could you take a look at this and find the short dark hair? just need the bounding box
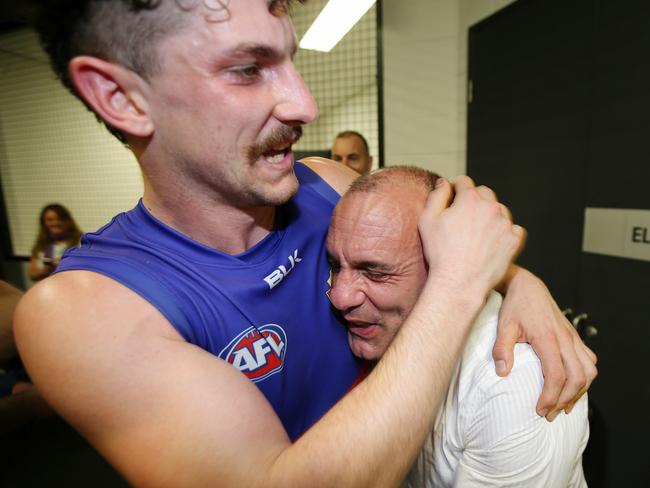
[32,0,185,141]
[345,165,440,198]
[335,130,371,156]
[31,0,305,142]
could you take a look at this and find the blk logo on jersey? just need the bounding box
[219,324,288,383]
[264,249,302,289]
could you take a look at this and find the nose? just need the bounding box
[329,270,365,313]
[273,63,319,125]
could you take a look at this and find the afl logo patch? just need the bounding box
[219,324,288,383]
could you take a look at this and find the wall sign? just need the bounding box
[582,208,650,262]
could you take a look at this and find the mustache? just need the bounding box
[246,125,303,161]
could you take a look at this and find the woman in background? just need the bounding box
[29,204,82,281]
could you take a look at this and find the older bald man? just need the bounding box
[326,166,590,487]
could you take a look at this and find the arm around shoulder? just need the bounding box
[13,175,530,487]
[13,267,497,487]
[492,265,597,418]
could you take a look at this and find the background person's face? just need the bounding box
[43,210,67,236]
[143,0,319,208]
[331,135,372,174]
[326,189,428,360]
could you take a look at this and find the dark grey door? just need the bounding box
[468,1,650,486]
[467,0,593,308]
[576,1,650,485]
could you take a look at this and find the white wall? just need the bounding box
[383,0,516,178]
[0,29,144,287]
[306,86,379,161]
[293,1,379,167]
[0,29,143,259]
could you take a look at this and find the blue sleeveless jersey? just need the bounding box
[56,163,364,440]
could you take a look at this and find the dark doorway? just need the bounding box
[468,0,650,486]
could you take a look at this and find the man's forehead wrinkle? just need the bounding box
[334,208,400,241]
[361,202,410,233]
[335,197,407,239]
[329,216,395,259]
[356,222,404,244]
[345,224,411,261]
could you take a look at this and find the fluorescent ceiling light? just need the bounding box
[299,0,376,52]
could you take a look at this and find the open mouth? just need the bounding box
[347,320,381,339]
[349,325,380,339]
[252,125,302,164]
[262,145,292,164]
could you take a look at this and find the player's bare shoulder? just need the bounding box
[15,270,183,367]
[14,270,90,336]
[299,157,359,195]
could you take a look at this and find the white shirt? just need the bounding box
[403,292,589,488]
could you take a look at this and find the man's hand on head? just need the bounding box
[421,176,598,421]
[418,176,525,298]
[492,267,598,421]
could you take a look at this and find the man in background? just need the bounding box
[331,130,374,174]
[327,166,590,487]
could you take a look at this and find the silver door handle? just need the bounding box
[572,313,588,328]
[572,312,598,338]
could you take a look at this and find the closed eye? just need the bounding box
[363,269,390,281]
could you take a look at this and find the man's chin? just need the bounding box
[264,176,299,206]
[251,172,299,207]
[348,335,382,362]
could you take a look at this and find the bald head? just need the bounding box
[333,166,441,260]
[326,166,440,360]
[343,165,439,201]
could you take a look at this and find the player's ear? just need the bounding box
[68,56,154,138]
